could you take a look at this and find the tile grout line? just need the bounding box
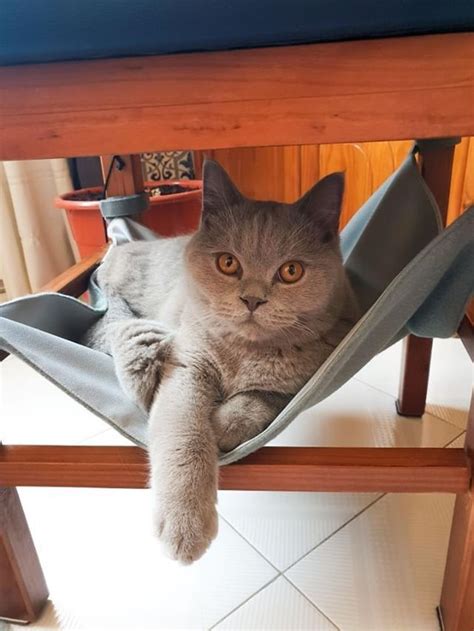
[217,513,282,573]
[215,514,342,630]
[425,404,470,430]
[280,428,463,577]
[76,427,113,445]
[215,515,342,629]
[443,430,466,448]
[208,574,281,630]
[210,513,285,626]
[284,572,345,631]
[282,493,386,575]
[281,494,393,630]
[218,495,386,630]
[353,376,469,430]
[209,572,341,631]
[279,575,341,631]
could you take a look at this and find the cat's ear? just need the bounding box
[295,172,344,240]
[202,160,243,222]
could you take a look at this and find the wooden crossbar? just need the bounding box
[0,445,470,493]
[41,247,106,296]
[1,33,473,160]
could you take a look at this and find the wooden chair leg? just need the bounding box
[0,487,48,623]
[396,336,433,417]
[439,391,474,631]
[397,141,456,417]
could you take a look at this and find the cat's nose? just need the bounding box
[240,295,268,312]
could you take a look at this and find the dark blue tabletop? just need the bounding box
[1,0,473,66]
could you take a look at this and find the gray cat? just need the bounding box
[86,161,358,564]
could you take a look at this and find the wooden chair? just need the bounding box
[0,33,473,630]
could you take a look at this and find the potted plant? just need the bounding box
[55,180,202,258]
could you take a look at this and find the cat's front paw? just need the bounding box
[108,319,173,411]
[213,398,265,452]
[155,501,218,565]
[214,417,251,452]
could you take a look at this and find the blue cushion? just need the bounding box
[1,0,473,65]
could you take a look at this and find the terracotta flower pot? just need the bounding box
[55,180,202,258]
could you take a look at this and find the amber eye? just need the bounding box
[216,253,241,276]
[278,261,304,284]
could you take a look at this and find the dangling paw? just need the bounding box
[154,499,218,565]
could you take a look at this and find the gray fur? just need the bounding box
[86,160,358,563]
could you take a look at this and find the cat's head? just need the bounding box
[185,160,348,344]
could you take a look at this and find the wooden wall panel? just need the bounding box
[313,141,412,228]
[299,145,320,194]
[194,146,301,203]
[447,137,474,224]
[462,139,474,211]
[194,138,472,228]
[447,138,469,224]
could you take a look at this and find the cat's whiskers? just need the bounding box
[290,320,319,340]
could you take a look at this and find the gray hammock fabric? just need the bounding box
[1,151,473,465]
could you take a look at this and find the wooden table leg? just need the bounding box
[439,320,474,631]
[439,488,474,631]
[396,141,456,417]
[0,487,48,623]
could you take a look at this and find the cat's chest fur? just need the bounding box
[227,348,317,395]
[187,333,329,398]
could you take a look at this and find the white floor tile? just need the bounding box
[6,601,63,630]
[446,433,466,449]
[355,338,472,430]
[1,356,108,444]
[270,379,461,448]
[219,491,379,571]
[286,493,455,631]
[353,340,402,397]
[12,487,276,631]
[215,576,337,630]
[425,339,472,430]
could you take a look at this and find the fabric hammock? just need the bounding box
[1,150,473,465]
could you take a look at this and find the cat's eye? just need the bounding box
[278,261,304,284]
[216,253,241,276]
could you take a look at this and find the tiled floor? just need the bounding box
[1,338,471,630]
